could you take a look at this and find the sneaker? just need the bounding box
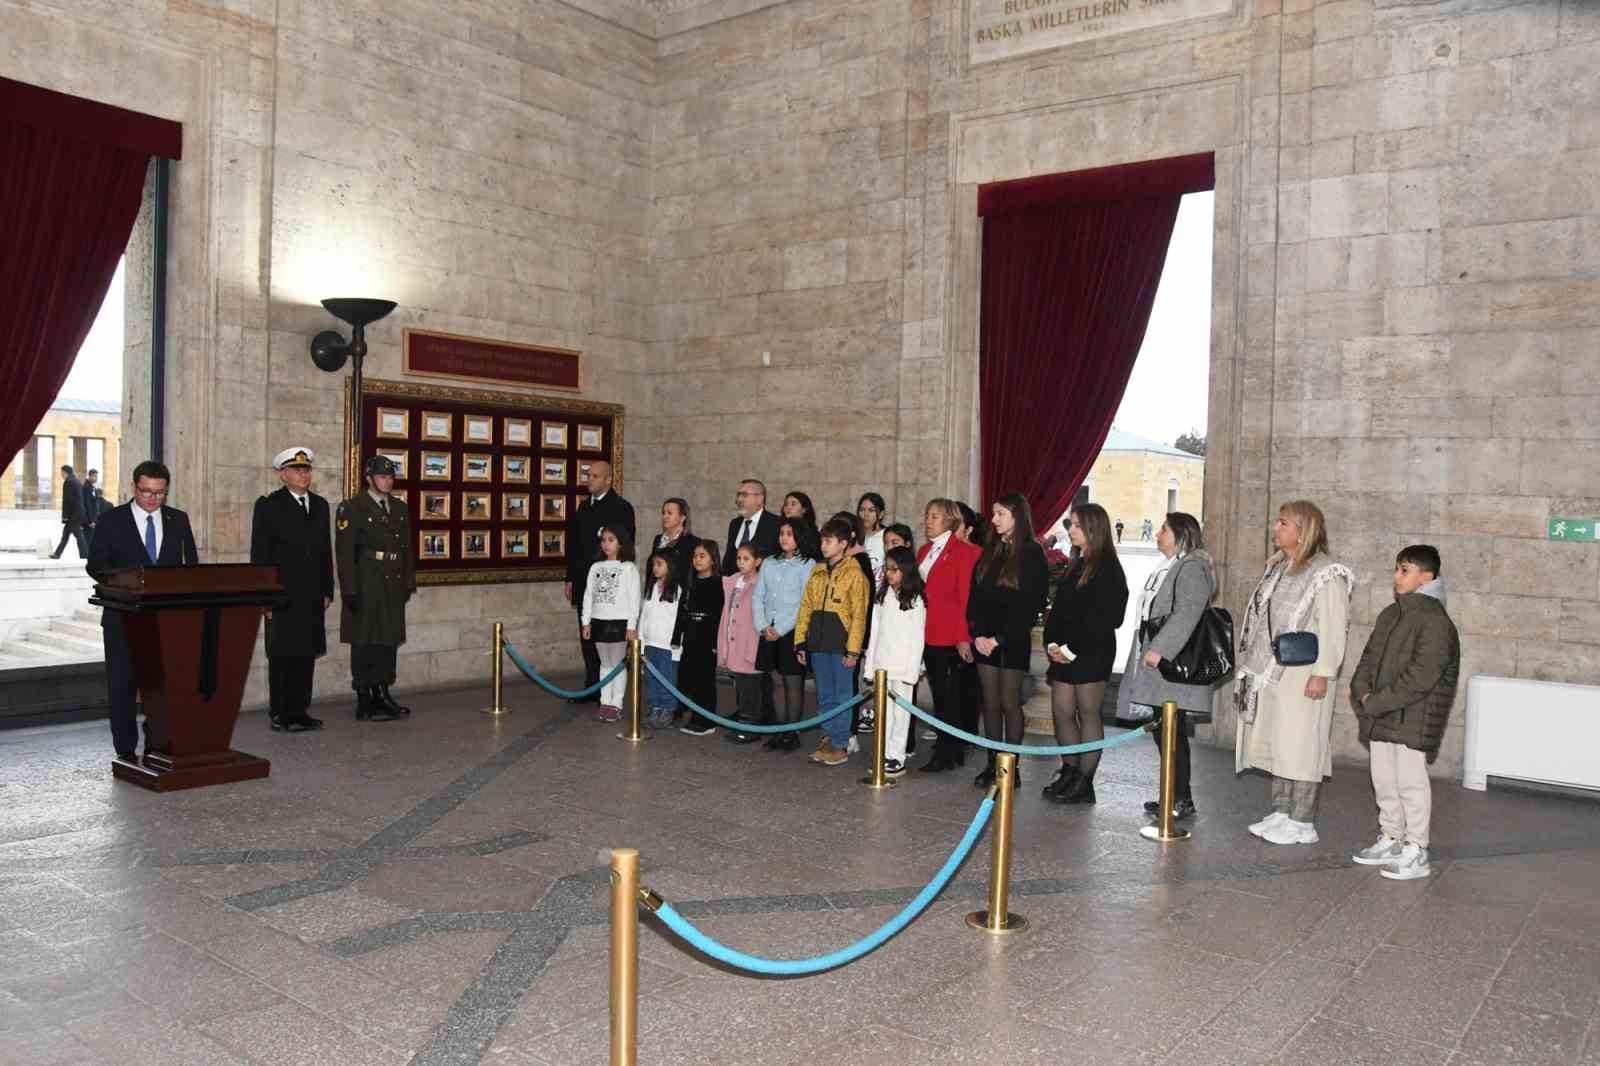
[1260,818,1319,846]
[1351,833,1405,866]
[920,728,938,741]
[679,723,716,736]
[815,744,849,767]
[597,706,621,723]
[1144,799,1196,820]
[809,737,834,763]
[884,759,906,778]
[1381,843,1431,880]
[856,712,875,734]
[1247,811,1288,838]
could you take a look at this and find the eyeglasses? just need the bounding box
[134,489,168,499]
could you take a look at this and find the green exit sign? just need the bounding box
[1548,517,1600,542]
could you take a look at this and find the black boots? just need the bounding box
[378,686,410,717]
[974,756,1021,789]
[355,686,399,721]
[1046,766,1096,805]
[1042,763,1080,800]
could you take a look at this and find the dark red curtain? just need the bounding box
[978,154,1213,529]
[0,77,182,475]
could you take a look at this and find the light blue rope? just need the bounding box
[642,658,866,733]
[503,641,627,700]
[892,693,1152,755]
[650,794,994,975]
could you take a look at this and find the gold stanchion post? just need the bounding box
[860,669,894,790]
[967,751,1027,934]
[481,622,508,717]
[617,638,648,742]
[609,848,640,1066]
[1140,701,1191,842]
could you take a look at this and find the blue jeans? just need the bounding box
[811,651,854,750]
[643,646,677,713]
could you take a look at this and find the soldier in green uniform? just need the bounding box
[336,455,416,721]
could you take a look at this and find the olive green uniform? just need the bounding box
[336,490,415,687]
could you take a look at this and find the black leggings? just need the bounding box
[977,664,1026,747]
[1150,708,1192,801]
[770,671,806,725]
[1050,680,1107,776]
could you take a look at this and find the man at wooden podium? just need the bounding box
[250,446,333,733]
[85,460,200,760]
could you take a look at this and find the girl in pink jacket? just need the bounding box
[718,543,764,736]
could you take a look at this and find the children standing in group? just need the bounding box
[718,543,765,737]
[676,541,724,736]
[795,517,872,767]
[753,518,819,752]
[637,550,683,729]
[581,527,640,723]
[863,545,926,777]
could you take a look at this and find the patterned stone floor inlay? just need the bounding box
[2,678,1599,1066]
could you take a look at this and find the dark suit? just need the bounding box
[720,510,781,575]
[251,488,334,724]
[86,502,200,757]
[565,491,636,691]
[52,475,88,559]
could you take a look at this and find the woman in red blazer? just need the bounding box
[916,498,983,772]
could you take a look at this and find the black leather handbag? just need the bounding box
[1266,597,1318,667]
[1140,606,1235,686]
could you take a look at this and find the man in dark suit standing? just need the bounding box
[81,468,105,546]
[50,464,89,559]
[721,478,780,574]
[85,459,200,761]
[564,460,634,703]
[250,446,334,732]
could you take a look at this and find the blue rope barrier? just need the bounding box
[642,658,866,734]
[892,693,1151,756]
[503,641,627,700]
[649,793,995,975]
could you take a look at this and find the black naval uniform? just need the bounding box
[336,490,415,719]
[250,486,334,730]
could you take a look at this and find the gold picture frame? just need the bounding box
[502,529,531,559]
[420,410,453,442]
[462,491,492,520]
[504,418,533,447]
[503,455,532,484]
[419,451,451,481]
[391,489,409,507]
[576,460,594,485]
[542,420,569,449]
[502,493,530,521]
[540,458,567,486]
[464,414,494,445]
[462,453,493,482]
[539,530,566,558]
[577,423,605,453]
[540,493,567,522]
[420,491,451,521]
[376,406,410,440]
[462,529,491,559]
[420,530,451,560]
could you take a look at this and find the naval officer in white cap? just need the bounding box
[249,447,334,731]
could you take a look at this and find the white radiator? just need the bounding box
[1462,675,1600,793]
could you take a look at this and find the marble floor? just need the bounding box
[3,678,1599,1066]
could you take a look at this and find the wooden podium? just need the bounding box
[91,564,285,791]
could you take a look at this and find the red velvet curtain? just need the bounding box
[0,77,182,475]
[978,154,1213,530]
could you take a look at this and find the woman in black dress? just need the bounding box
[966,492,1049,788]
[675,540,726,735]
[1042,503,1128,804]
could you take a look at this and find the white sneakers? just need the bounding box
[1351,833,1404,866]
[1247,811,1288,838]
[1380,842,1431,880]
[1260,818,1320,845]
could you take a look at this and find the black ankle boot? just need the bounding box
[379,685,410,716]
[1042,763,1078,797]
[354,687,373,720]
[973,755,997,789]
[365,687,400,722]
[1049,771,1096,805]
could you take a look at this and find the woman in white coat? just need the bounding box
[1234,500,1355,846]
[863,545,926,778]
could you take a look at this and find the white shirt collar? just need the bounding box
[929,530,952,552]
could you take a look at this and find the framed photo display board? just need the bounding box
[345,377,623,586]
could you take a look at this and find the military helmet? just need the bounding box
[364,454,397,477]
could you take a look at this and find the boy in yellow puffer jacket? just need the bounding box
[795,516,872,766]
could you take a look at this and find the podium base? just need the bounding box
[113,750,271,792]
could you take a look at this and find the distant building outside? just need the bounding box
[1,399,123,511]
[1047,427,1204,539]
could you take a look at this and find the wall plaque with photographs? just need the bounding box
[346,377,623,586]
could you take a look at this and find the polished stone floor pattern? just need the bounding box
[3,679,1599,1066]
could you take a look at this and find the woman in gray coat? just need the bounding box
[1115,512,1217,820]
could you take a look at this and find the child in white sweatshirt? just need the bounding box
[637,550,683,729]
[581,527,640,722]
[862,545,927,777]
